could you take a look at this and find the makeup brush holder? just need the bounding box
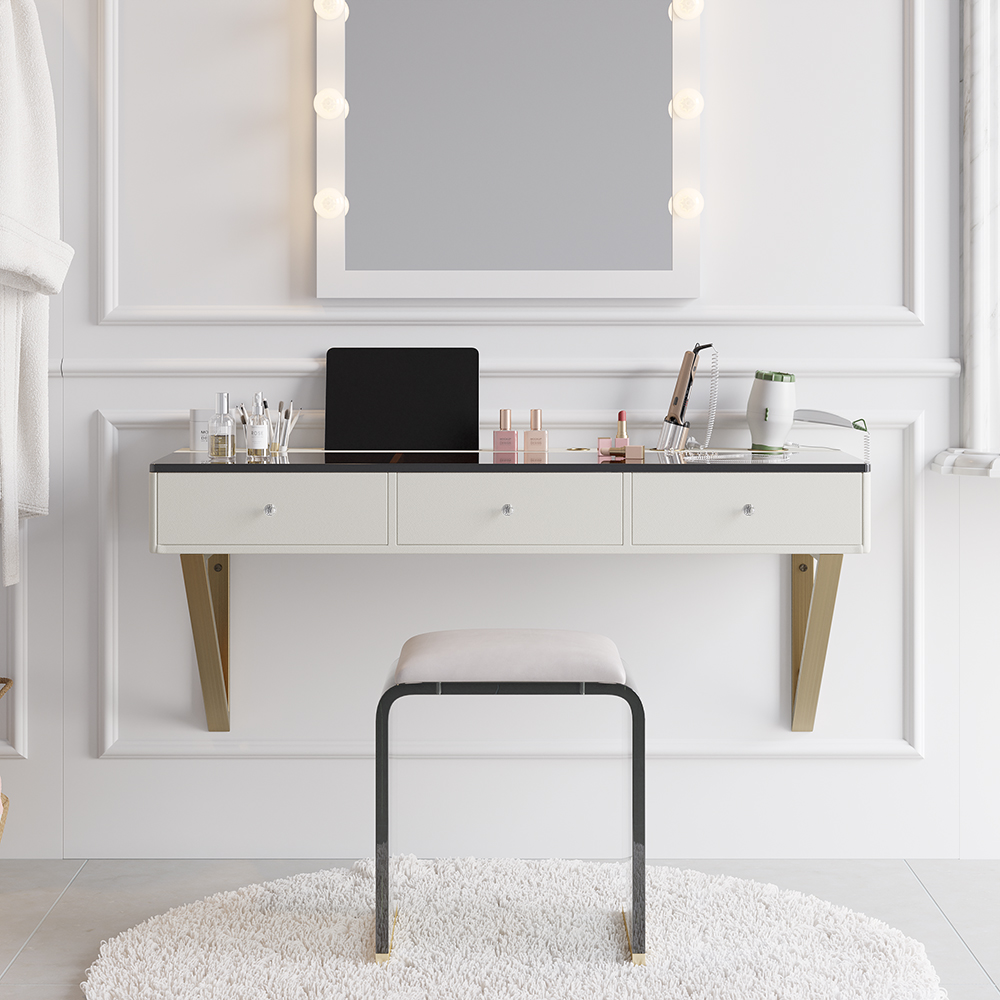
[746,371,796,451]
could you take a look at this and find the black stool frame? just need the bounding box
[375,681,645,961]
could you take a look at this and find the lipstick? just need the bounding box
[615,410,629,448]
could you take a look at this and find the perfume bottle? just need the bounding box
[208,392,235,460]
[524,409,548,452]
[493,409,518,452]
[245,392,270,461]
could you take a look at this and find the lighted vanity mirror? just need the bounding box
[315,0,700,298]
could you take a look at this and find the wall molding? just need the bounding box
[58,357,962,380]
[97,306,925,328]
[96,411,124,756]
[902,411,926,755]
[97,409,926,760]
[960,0,996,448]
[0,524,28,759]
[904,0,926,323]
[102,738,922,760]
[96,0,926,328]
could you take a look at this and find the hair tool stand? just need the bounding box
[655,419,690,452]
[652,343,720,454]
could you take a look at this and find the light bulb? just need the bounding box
[669,188,704,219]
[314,188,349,219]
[669,0,704,20]
[314,88,347,119]
[669,88,704,120]
[314,0,348,20]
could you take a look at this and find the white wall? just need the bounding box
[4,0,996,860]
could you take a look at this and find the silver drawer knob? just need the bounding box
[501,503,514,516]
[264,503,277,516]
[742,503,755,517]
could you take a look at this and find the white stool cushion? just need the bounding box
[394,629,626,685]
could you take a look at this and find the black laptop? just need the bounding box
[324,347,479,452]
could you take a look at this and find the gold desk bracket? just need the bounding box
[791,553,843,732]
[179,554,230,732]
[177,551,844,736]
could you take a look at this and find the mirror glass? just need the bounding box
[344,0,673,272]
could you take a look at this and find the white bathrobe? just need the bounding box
[0,0,74,585]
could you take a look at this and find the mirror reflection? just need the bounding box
[344,0,673,272]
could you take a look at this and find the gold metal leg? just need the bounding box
[207,555,230,703]
[375,907,398,964]
[791,556,814,702]
[180,554,230,732]
[790,554,843,732]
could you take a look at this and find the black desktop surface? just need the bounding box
[150,450,870,473]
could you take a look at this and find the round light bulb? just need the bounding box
[669,88,704,120]
[314,88,346,119]
[669,0,704,20]
[314,188,349,219]
[314,0,348,20]
[669,188,704,219]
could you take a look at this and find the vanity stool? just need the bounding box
[375,628,646,965]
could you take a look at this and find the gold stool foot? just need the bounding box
[374,906,399,964]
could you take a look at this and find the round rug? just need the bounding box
[83,856,945,999]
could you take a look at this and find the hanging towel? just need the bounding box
[0,0,74,585]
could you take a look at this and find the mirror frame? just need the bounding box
[315,5,700,299]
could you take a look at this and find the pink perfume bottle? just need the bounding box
[493,409,518,452]
[524,409,548,452]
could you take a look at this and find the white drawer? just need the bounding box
[155,473,388,547]
[397,473,623,545]
[631,472,863,547]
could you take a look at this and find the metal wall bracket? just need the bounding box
[179,554,230,732]
[791,553,843,732]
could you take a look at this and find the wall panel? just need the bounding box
[10,0,982,860]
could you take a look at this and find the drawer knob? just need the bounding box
[501,503,514,517]
[742,503,755,517]
[264,503,277,517]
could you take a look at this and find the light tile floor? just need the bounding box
[0,859,996,999]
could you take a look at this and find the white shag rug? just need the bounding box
[83,856,946,1000]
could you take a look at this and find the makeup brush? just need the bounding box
[272,401,284,448]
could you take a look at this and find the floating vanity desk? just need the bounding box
[149,449,870,735]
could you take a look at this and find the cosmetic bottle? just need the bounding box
[245,392,270,461]
[524,409,548,452]
[189,409,212,451]
[208,392,235,460]
[493,409,518,452]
